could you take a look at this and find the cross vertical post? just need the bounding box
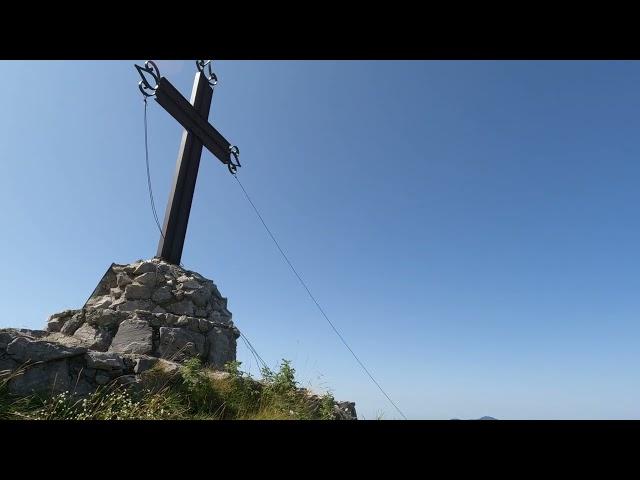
[156,72,213,265]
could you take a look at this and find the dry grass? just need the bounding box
[0,358,339,421]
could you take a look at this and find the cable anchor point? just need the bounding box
[135,60,161,98]
[228,145,241,174]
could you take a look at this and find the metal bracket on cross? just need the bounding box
[135,60,160,97]
[228,145,241,174]
[196,60,218,87]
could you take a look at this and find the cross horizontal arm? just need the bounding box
[155,76,232,165]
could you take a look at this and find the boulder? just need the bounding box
[335,401,358,420]
[6,336,86,363]
[124,283,152,300]
[178,279,202,290]
[8,359,71,395]
[0,330,19,349]
[114,299,154,312]
[43,332,89,349]
[206,327,237,369]
[95,371,112,385]
[0,356,18,373]
[73,323,112,351]
[209,310,232,326]
[133,261,157,275]
[116,272,133,288]
[175,315,200,332]
[60,312,85,335]
[135,271,158,287]
[183,288,209,307]
[158,327,205,361]
[85,308,124,328]
[109,319,153,355]
[133,356,158,374]
[86,295,113,310]
[151,286,173,304]
[47,309,81,332]
[166,299,195,316]
[85,351,125,371]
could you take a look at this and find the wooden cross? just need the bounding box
[135,60,240,266]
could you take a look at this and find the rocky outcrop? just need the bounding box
[0,326,184,396]
[0,257,357,419]
[0,258,239,396]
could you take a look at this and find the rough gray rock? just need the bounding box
[206,327,237,369]
[85,351,125,371]
[335,401,358,420]
[178,278,201,290]
[95,371,111,385]
[132,261,156,275]
[183,288,209,307]
[0,356,18,373]
[84,308,124,328]
[116,272,133,288]
[6,336,86,363]
[124,283,152,300]
[209,311,232,326]
[7,359,71,396]
[47,310,81,332]
[109,319,153,355]
[133,356,158,374]
[43,332,89,349]
[115,374,141,388]
[151,286,173,304]
[60,312,85,335]
[166,299,195,316]
[158,327,206,361]
[175,315,200,332]
[135,272,158,287]
[86,295,113,310]
[198,318,214,333]
[114,299,154,312]
[73,323,112,351]
[0,331,18,350]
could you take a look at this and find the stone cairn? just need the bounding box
[0,258,239,397]
[0,258,357,419]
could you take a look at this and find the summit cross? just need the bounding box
[134,60,240,266]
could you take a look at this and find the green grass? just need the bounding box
[0,359,342,420]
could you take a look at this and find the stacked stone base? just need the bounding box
[0,258,357,419]
[1,258,239,396]
[0,327,183,396]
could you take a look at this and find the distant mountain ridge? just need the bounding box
[450,416,498,420]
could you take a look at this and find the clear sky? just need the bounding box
[0,60,638,419]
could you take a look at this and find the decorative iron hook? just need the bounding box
[135,60,161,97]
[228,145,241,174]
[196,60,218,87]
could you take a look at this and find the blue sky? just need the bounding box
[1,60,639,419]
